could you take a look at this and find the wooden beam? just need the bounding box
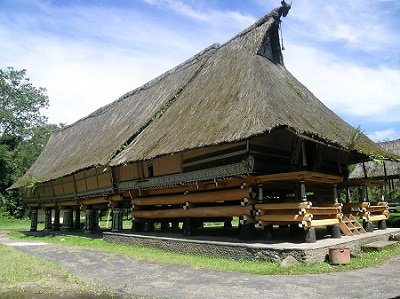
[58,200,79,207]
[255,202,312,210]
[138,177,256,197]
[256,214,313,222]
[366,206,388,213]
[132,205,253,219]
[80,197,108,205]
[258,220,304,228]
[368,215,388,222]
[255,171,342,184]
[256,209,306,216]
[306,218,340,227]
[133,188,251,206]
[306,208,341,215]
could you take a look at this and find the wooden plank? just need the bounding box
[258,221,304,227]
[80,197,108,205]
[255,202,311,210]
[366,206,388,213]
[306,208,341,215]
[306,218,340,227]
[256,214,313,222]
[139,177,255,197]
[58,200,79,207]
[132,205,253,219]
[368,215,387,222]
[256,209,306,216]
[255,171,342,184]
[134,188,251,206]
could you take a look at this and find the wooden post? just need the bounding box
[333,184,338,204]
[331,224,341,238]
[85,207,96,234]
[305,227,316,243]
[30,208,38,232]
[183,218,196,236]
[62,208,73,230]
[346,187,350,204]
[263,225,273,240]
[363,220,374,233]
[300,180,307,202]
[133,219,145,232]
[362,185,368,202]
[258,183,263,202]
[74,208,81,230]
[44,208,52,230]
[53,206,60,231]
[378,220,387,230]
[111,207,123,232]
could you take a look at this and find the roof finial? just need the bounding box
[269,1,292,21]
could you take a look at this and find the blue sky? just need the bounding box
[1,0,399,142]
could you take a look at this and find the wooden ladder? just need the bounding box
[339,214,366,236]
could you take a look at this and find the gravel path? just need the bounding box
[1,233,399,299]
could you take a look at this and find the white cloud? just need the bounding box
[142,0,255,29]
[368,128,397,142]
[284,44,400,122]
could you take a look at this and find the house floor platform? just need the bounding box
[102,227,400,263]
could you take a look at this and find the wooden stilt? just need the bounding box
[53,206,60,231]
[30,208,38,232]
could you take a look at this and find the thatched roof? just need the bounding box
[10,45,218,188]
[349,139,400,179]
[10,6,397,189]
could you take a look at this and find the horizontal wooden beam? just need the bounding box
[368,215,387,222]
[306,208,341,215]
[255,171,342,184]
[80,197,108,206]
[367,206,388,213]
[133,188,251,206]
[58,200,79,207]
[255,202,312,210]
[305,218,340,227]
[256,208,306,216]
[138,177,253,197]
[256,214,313,222]
[132,205,253,219]
[258,221,304,228]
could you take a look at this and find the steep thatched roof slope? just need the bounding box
[11,6,397,190]
[349,139,400,179]
[11,45,218,188]
[110,16,392,166]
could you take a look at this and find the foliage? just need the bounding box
[0,67,60,218]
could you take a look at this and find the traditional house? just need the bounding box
[9,2,397,242]
[349,139,400,197]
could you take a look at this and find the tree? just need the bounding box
[0,67,55,218]
[0,67,49,137]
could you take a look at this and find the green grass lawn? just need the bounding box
[0,244,122,298]
[6,230,400,276]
